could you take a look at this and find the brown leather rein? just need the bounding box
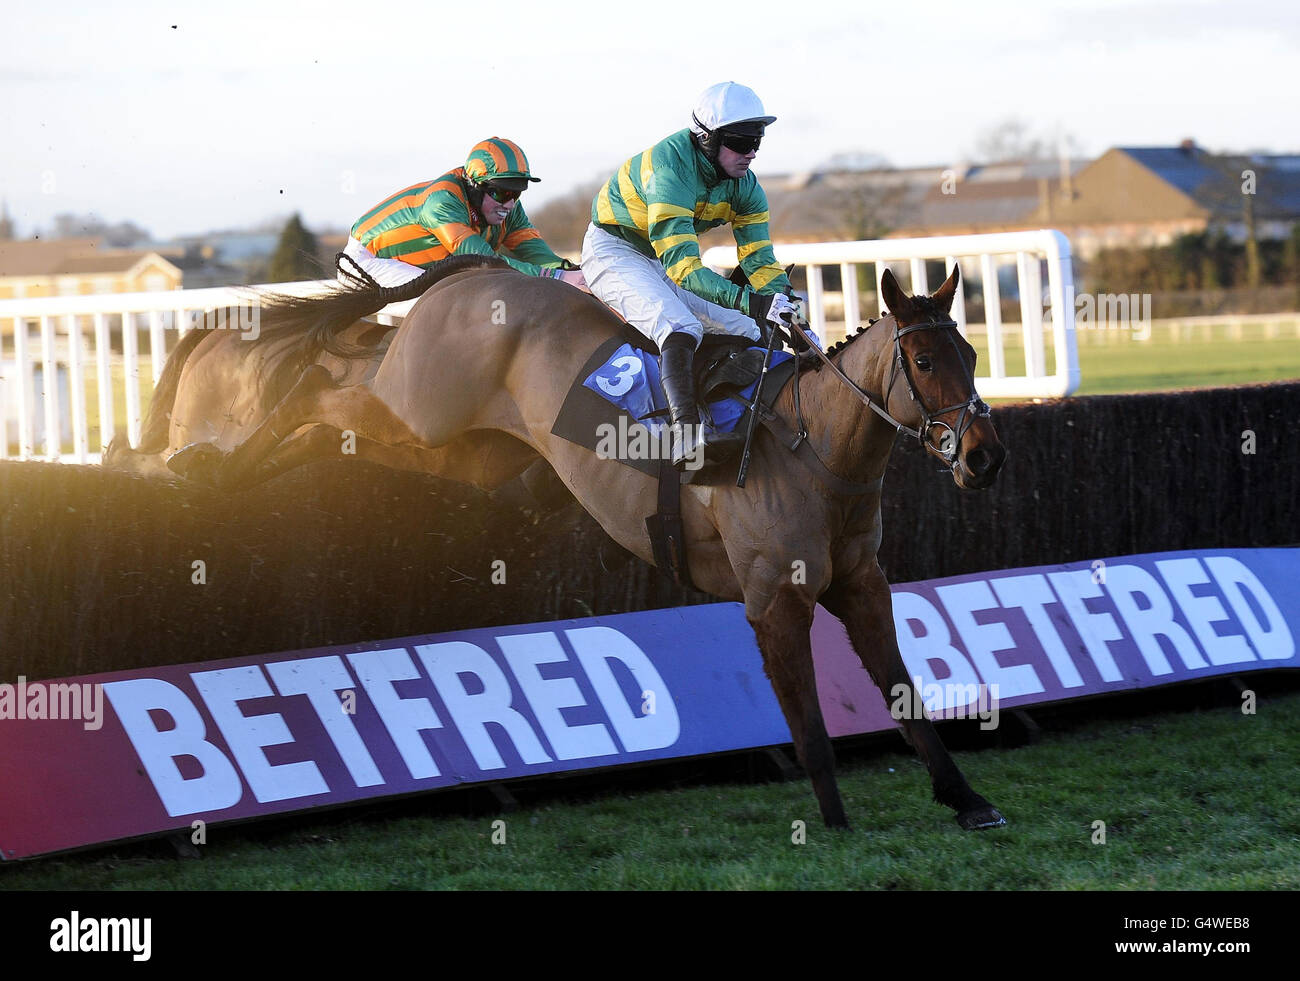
[784,313,990,472]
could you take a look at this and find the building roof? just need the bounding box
[917,179,1045,229]
[0,238,179,278]
[1117,145,1300,220]
[1118,146,1226,198]
[759,145,1300,242]
[763,158,1090,238]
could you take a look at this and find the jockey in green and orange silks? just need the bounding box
[340,137,587,290]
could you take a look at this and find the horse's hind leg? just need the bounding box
[822,563,1005,830]
[215,365,423,489]
[242,423,348,484]
[751,584,849,830]
[260,425,543,492]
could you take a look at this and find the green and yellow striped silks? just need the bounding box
[591,128,791,311]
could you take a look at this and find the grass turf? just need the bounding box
[6,687,1297,890]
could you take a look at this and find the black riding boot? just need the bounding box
[659,332,743,472]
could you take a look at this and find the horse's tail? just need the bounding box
[245,253,510,404]
[103,324,212,471]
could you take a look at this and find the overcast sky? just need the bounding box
[1,0,1296,240]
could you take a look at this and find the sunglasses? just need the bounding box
[720,132,762,155]
[482,183,523,204]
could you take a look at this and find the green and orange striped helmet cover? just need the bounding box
[463,137,540,184]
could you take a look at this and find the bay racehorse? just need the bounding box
[108,254,1007,830]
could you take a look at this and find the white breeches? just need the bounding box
[580,223,759,348]
[338,236,427,288]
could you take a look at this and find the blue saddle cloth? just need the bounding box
[583,342,792,434]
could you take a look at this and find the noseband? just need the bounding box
[788,314,990,470]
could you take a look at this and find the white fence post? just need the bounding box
[149,310,167,385]
[94,312,114,455]
[704,230,1080,399]
[122,310,141,449]
[840,261,860,339]
[40,315,59,461]
[804,264,826,345]
[13,315,34,457]
[909,257,928,296]
[66,314,87,461]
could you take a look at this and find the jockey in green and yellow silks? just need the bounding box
[582,82,807,471]
[340,137,586,290]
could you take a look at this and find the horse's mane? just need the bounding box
[245,253,510,407]
[824,292,946,358]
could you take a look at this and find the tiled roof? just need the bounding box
[1118,146,1300,219]
[0,238,172,277]
[1118,147,1226,197]
[763,159,1090,236]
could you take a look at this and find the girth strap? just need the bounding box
[644,458,695,589]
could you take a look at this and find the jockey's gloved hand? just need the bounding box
[747,290,798,329]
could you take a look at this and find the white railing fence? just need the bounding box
[0,280,419,464]
[2,230,1078,464]
[703,228,1080,401]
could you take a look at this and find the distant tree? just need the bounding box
[268,213,324,282]
[968,118,1082,163]
[821,150,892,172]
[49,212,150,245]
[838,179,904,243]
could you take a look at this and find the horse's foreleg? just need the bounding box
[751,584,849,830]
[822,564,1006,830]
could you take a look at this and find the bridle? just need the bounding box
[786,313,990,471]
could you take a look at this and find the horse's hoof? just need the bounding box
[957,806,1007,830]
[166,442,224,483]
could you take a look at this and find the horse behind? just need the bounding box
[114,254,1008,830]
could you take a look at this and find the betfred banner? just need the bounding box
[814,547,1299,737]
[0,605,789,860]
[1,547,1296,859]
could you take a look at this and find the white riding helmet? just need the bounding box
[689,81,777,138]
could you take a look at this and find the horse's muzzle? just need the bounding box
[954,442,1006,489]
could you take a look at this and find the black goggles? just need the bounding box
[482,183,523,203]
[719,131,762,155]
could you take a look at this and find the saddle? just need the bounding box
[613,324,795,422]
[550,325,820,591]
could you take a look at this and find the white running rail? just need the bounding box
[1,229,1079,464]
[703,228,1080,401]
[0,281,418,464]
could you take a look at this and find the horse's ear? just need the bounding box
[880,268,910,318]
[931,264,960,314]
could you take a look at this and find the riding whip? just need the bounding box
[736,322,781,488]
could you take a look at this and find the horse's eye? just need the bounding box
[914,356,933,372]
